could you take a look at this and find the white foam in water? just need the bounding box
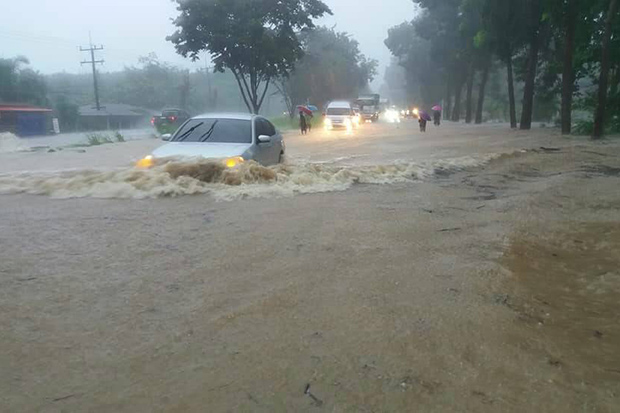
[0,153,506,201]
[0,133,28,154]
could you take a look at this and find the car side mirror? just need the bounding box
[258,135,271,143]
[162,133,172,141]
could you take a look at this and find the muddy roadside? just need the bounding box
[0,139,619,412]
[449,141,620,411]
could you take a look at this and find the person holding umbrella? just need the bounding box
[297,105,313,135]
[299,110,308,134]
[432,105,442,126]
[418,109,432,132]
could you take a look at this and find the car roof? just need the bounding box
[327,101,352,108]
[192,112,256,121]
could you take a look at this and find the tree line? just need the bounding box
[0,55,250,132]
[385,0,620,138]
[167,0,377,116]
[1,0,377,131]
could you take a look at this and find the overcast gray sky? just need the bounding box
[0,0,416,85]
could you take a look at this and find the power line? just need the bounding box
[80,37,104,111]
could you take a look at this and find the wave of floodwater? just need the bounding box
[0,133,28,154]
[0,153,514,201]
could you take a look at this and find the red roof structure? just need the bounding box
[0,104,52,113]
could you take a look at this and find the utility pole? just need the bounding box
[80,37,104,111]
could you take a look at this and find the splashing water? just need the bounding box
[0,133,28,154]
[0,153,508,201]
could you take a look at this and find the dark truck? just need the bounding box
[151,108,190,134]
[354,94,381,123]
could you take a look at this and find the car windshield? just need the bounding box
[327,107,352,116]
[172,119,251,143]
[162,111,181,117]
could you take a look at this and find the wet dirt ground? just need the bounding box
[0,123,619,412]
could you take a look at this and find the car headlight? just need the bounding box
[224,156,244,168]
[413,108,419,116]
[136,155,154,169]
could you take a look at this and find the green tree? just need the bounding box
[385,21,445,109]
[53,95,79,132]
[168,0,332,114]
[284,27,377,110]
[0,56,48,106]
[480,0,528,128]
[112,54,184,110]
[412,1,467,119]
[593,0,619,138]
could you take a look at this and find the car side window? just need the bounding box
[254,118,265,139]
[255,118,275,138]
[264,120,276,136]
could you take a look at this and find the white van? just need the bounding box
[324,101,359,131]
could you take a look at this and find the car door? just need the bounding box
[263,119,282,164]
[253,117,279,165]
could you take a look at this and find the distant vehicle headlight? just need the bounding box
[413,108,419,116]
[224,156,245,168]
[136,155,154,169]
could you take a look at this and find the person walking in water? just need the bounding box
[299,111,308,135]
[432,105,442,126]
[419,116,427,132]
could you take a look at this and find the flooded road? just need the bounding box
[1,122,619,412]
[1,122,565,200]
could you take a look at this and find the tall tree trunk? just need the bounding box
[593,0,619,139]
[475,59,491,124]
[561,0,578,135]
[506,53,517,128]
[520,0,544,130]
[610,65,620,97]
[445,78,453,121]
[465,63,475,124]
[451,80,464,122]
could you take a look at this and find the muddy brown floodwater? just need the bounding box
[0,123,619,412]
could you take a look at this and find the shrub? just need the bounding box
[114,131,125,143]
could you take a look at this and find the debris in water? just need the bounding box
[52,394,76,402]
[439,227,462,232]
[493,294,510,306]
[303,384,323,407]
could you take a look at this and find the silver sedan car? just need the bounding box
[138,113,285,168]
